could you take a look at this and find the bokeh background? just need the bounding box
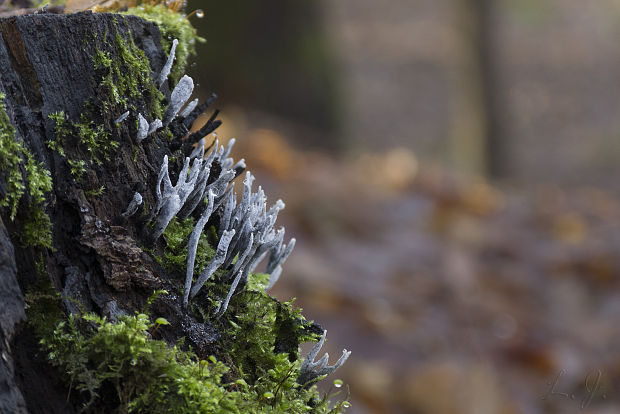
[187,1,620,413]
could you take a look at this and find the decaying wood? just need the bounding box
[0,12,192,413]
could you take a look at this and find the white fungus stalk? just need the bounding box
[121,192,142,218]
[298,330,351,386]
[151,155,202,240]
[136,113,149,142]
[190,229,237,299]
[180,98,199,118]
[148,119,162,135]
[183,190,216,308]
[163,75,194,125]
[158,38,178,88]
[115,111,129,124]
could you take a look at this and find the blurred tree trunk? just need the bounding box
[450,0,506,178]
[188,0,343,152]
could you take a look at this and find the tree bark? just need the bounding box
[0,11,213,413]
[0,9,332,412]
[0,215,27,413]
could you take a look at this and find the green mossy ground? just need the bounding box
[42,309,349,413]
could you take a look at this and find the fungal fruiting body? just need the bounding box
[298,330,351,386]
[138,36,350,380]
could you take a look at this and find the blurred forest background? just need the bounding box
[186,1,620,413]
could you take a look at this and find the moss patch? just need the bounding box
[184,272,352,411]
[0,93,53,247]
[85,185,105,197]
[93,25,165,118]
[48,111,118,181]
[43,312,233,412]
[19,206,53,249]
[124,4,205,82]
[221,284,318,383]
[0,130,26,221]
[43,311,349,413]
[155,216,216,276]
[1,93,51,219]
[25,264,64,340]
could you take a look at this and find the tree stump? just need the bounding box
[0,11,174,413]
[0,9,348,413]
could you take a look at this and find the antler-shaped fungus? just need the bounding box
[297,330,351,386]
[151,154,202,240]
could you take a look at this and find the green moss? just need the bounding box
[246,272,271,292]
[0,93,27,219]
[155,216,216,276]
[0,93,53,247]
[161,127,174,141]
[25,266,64,340]
[19,206,53,249]
[124,4,205,82]
[75,113,117,165]
[222,287,317,382]
[25,153,53,205]
[48,111,118,179]
[47,111,68,157]
[42,312,236,412]
[93,49,112,69]
[67,159,86,180]
[85,185,105,197]
[43,311,348,413]
[0,149,25,220]
[186,272,352,411]
[93,25,165,119]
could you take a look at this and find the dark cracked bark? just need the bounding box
[0,11,221,413]
[0,216,27,414]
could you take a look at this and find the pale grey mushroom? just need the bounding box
[190,229,237,300]
[148,119,162,135]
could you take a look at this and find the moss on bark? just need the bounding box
[0,93,53,247]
